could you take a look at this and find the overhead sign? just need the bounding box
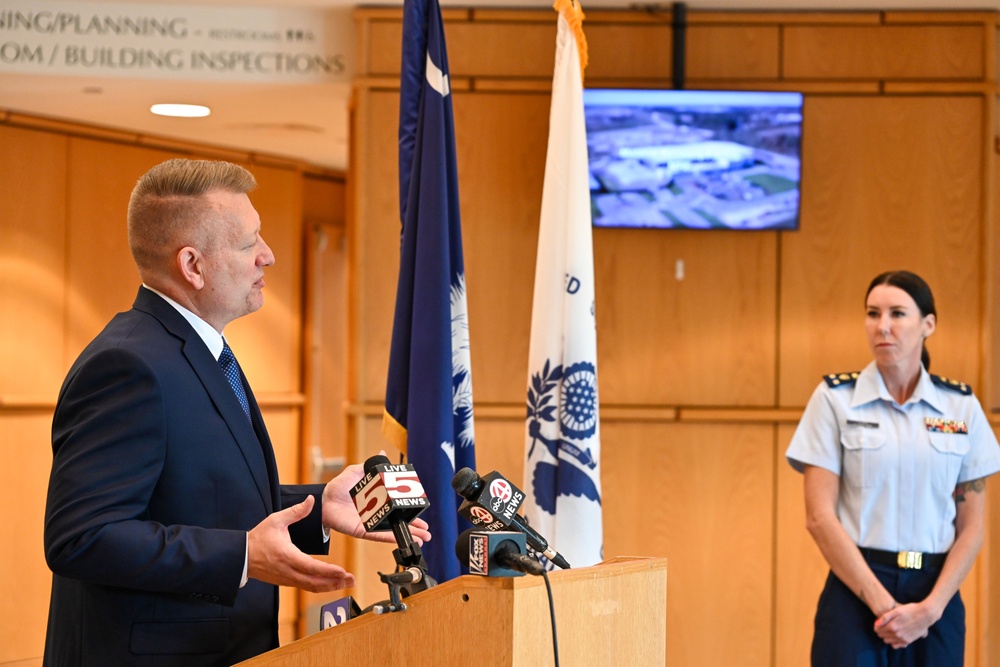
[0,0,351,82]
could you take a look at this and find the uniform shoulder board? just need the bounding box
[823,372,860,388]
[931,374,972,395]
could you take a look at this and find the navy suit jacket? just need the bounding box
[43,287,327,666]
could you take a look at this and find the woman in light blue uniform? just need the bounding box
[787,270,1000,666]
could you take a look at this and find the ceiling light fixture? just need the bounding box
[150,103,211,118]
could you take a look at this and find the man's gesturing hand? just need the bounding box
[247,495,356,592]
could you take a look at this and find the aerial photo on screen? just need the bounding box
[584,89,804,230]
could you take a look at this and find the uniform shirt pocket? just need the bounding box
[841,428,887,488]
[927,431,971,490]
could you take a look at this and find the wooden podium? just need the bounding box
[236,556,667,666]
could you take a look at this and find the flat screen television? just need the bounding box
[583,89,804,230]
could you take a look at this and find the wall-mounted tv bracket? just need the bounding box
[673,2,686,90]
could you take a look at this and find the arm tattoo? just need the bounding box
[954,477,986,504]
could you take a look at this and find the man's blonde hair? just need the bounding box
[127,159,257,272]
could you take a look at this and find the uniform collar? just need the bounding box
[852,361,944,413]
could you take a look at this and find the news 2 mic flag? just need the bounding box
[523,0,603,569]
[383,0,476,584]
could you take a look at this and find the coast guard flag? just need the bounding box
[383,0,476,584]
[523,0,603,569]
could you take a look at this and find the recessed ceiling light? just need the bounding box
[150,103,211,118]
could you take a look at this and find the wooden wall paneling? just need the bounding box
[362,11,780,84]
[601,421,774,667]
[302,178,349,477]
[299,176,351,636]
[783,25,985,80]
[882,11,999,24]
[774,423,831,667]
[584,24,673,81]
[365,17,558,79]
[0,126,67,400]
[352,85,779,409]
[986,109,1000,412]
[594,228,778,407]
[363,19,403,76]
[779,96,984,406]
[448,21,557,79]
[353,89,402,404]
[452,92,549,404]
[979,32,999,411]
[356,18,558,404]
[0,414,55,663]
[688,11,880,26]
[261,407,305,645]
[64,139,175,362]
[350,10,1000,667]
[685,26,781,81]
[471,416,530,491]
[226,164,304,394]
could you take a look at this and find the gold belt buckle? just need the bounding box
[897,551,923,569]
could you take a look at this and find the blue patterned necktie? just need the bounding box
[219,340,252,422]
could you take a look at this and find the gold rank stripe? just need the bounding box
[824,371,860,387]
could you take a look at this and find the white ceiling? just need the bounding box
[2,0,998,171]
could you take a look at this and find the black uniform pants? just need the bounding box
[811,558,964,667]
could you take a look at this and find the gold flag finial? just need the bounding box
[554,0,588,81]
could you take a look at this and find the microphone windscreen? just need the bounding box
[454,528,475,566]
[363,454,392,473]
[451,467,480,498]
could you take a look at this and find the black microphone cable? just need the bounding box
[455,529,560,666]
[541,568,560,667]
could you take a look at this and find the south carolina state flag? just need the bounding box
[383,0,476,584]
[523,0,603,569]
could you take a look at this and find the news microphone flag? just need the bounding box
[523,0,603,569]
[382,0,476,584]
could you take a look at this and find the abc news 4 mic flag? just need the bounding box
[523,0,603,569]
[456,471,527,531]
[382,0,477,584]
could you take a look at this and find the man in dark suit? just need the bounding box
[42,158,429,666]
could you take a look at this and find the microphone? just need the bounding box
[455,529,546,577]
[451,467,571,570]
[351,454,436,590]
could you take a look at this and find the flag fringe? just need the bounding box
[553,0,588,79]
[382,409,409,455]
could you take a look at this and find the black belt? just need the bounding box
[861,547,947,570]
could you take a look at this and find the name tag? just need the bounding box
[846,419,880,429]
[925,417,967,434]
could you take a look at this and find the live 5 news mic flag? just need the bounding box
[523,0,603,569]
[382,0,477,584]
